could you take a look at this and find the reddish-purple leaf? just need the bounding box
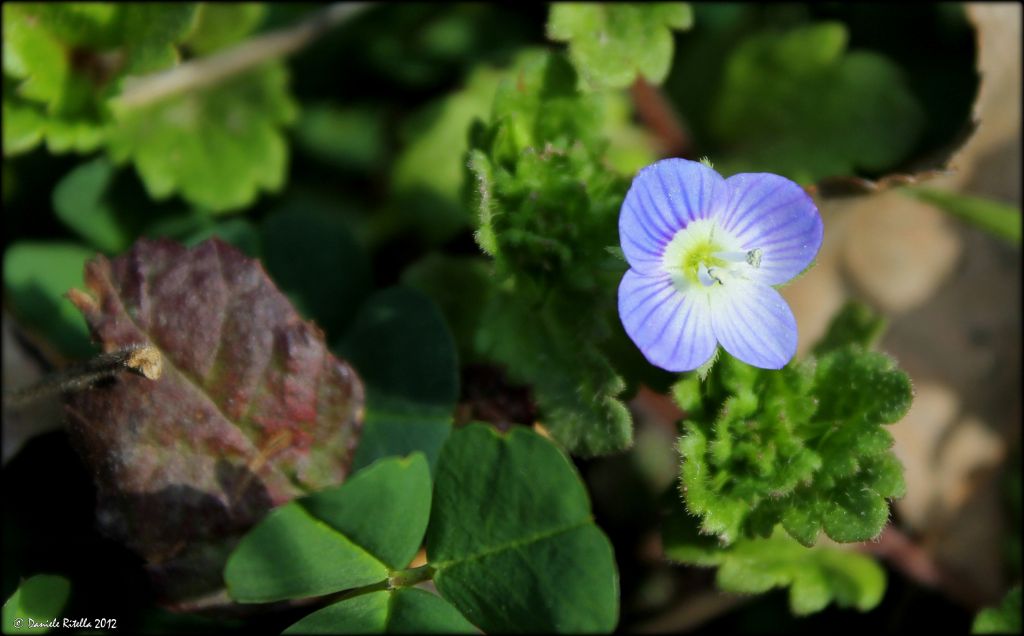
[64,238,364,608]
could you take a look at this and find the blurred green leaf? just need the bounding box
[106,63,297,212]
[972,586,1022,634]
[295,103,386,174]
[261,200,370,337]
[226,454,430,602]
[711,22,925,182]
[3,242,96,359]
[339,288,459,473]
[547,3,693,90]
[52,157,130,253]
[118,4,200,75]
[401,254,493,364]
[812,300,888,357]
[903,187,1022,246]
[183,218,261,258]
[284,588,477,635]
[664,508,885,616]
[427,424,618,633]
[2,574,70,634]
[391,65,502,244]
[184,3,266,55]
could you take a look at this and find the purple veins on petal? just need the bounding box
[616,158,823,372]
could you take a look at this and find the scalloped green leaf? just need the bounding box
[226,454,431,602]
[426,424,618,633]
[340,288,459,473]
[106,62,297,212]
[284,588,477,635]
[2,574,71,634]
[711,21,925,183]
[663,509,885,616]
[972,586,1022,634]
[547,3,693,90]
[675,321,911,546]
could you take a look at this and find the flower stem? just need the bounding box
[388,564,436,589]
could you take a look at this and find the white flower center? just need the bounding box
[660,219,761,290]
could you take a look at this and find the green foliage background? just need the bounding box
[3,3,1008,635]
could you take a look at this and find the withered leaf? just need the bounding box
[64,237,364,607]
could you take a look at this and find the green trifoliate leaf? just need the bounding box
[547,3,693,90]
[711,22,925,183]
[972,586,1022,634]
[284,588,477,635]
[663,508,885,616]
[225,454,432,602]
[675,341,911,546]
[427,424,618,633]
[2,574,71,634]
[106,63,297,212]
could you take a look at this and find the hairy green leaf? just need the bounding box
[427,424,618,633]
[548,3,693,90]
[812,300,888,356]
[675,308,911,545]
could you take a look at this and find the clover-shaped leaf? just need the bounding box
[548,3,693,90]
[427,424,619,633]
[226,453,431,602]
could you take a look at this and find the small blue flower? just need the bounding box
[618,158,823,371]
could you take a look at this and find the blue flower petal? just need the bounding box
[618,269,717,372]
[709,277,797,369]
[716,173,823,285]
[620,159,729,274]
